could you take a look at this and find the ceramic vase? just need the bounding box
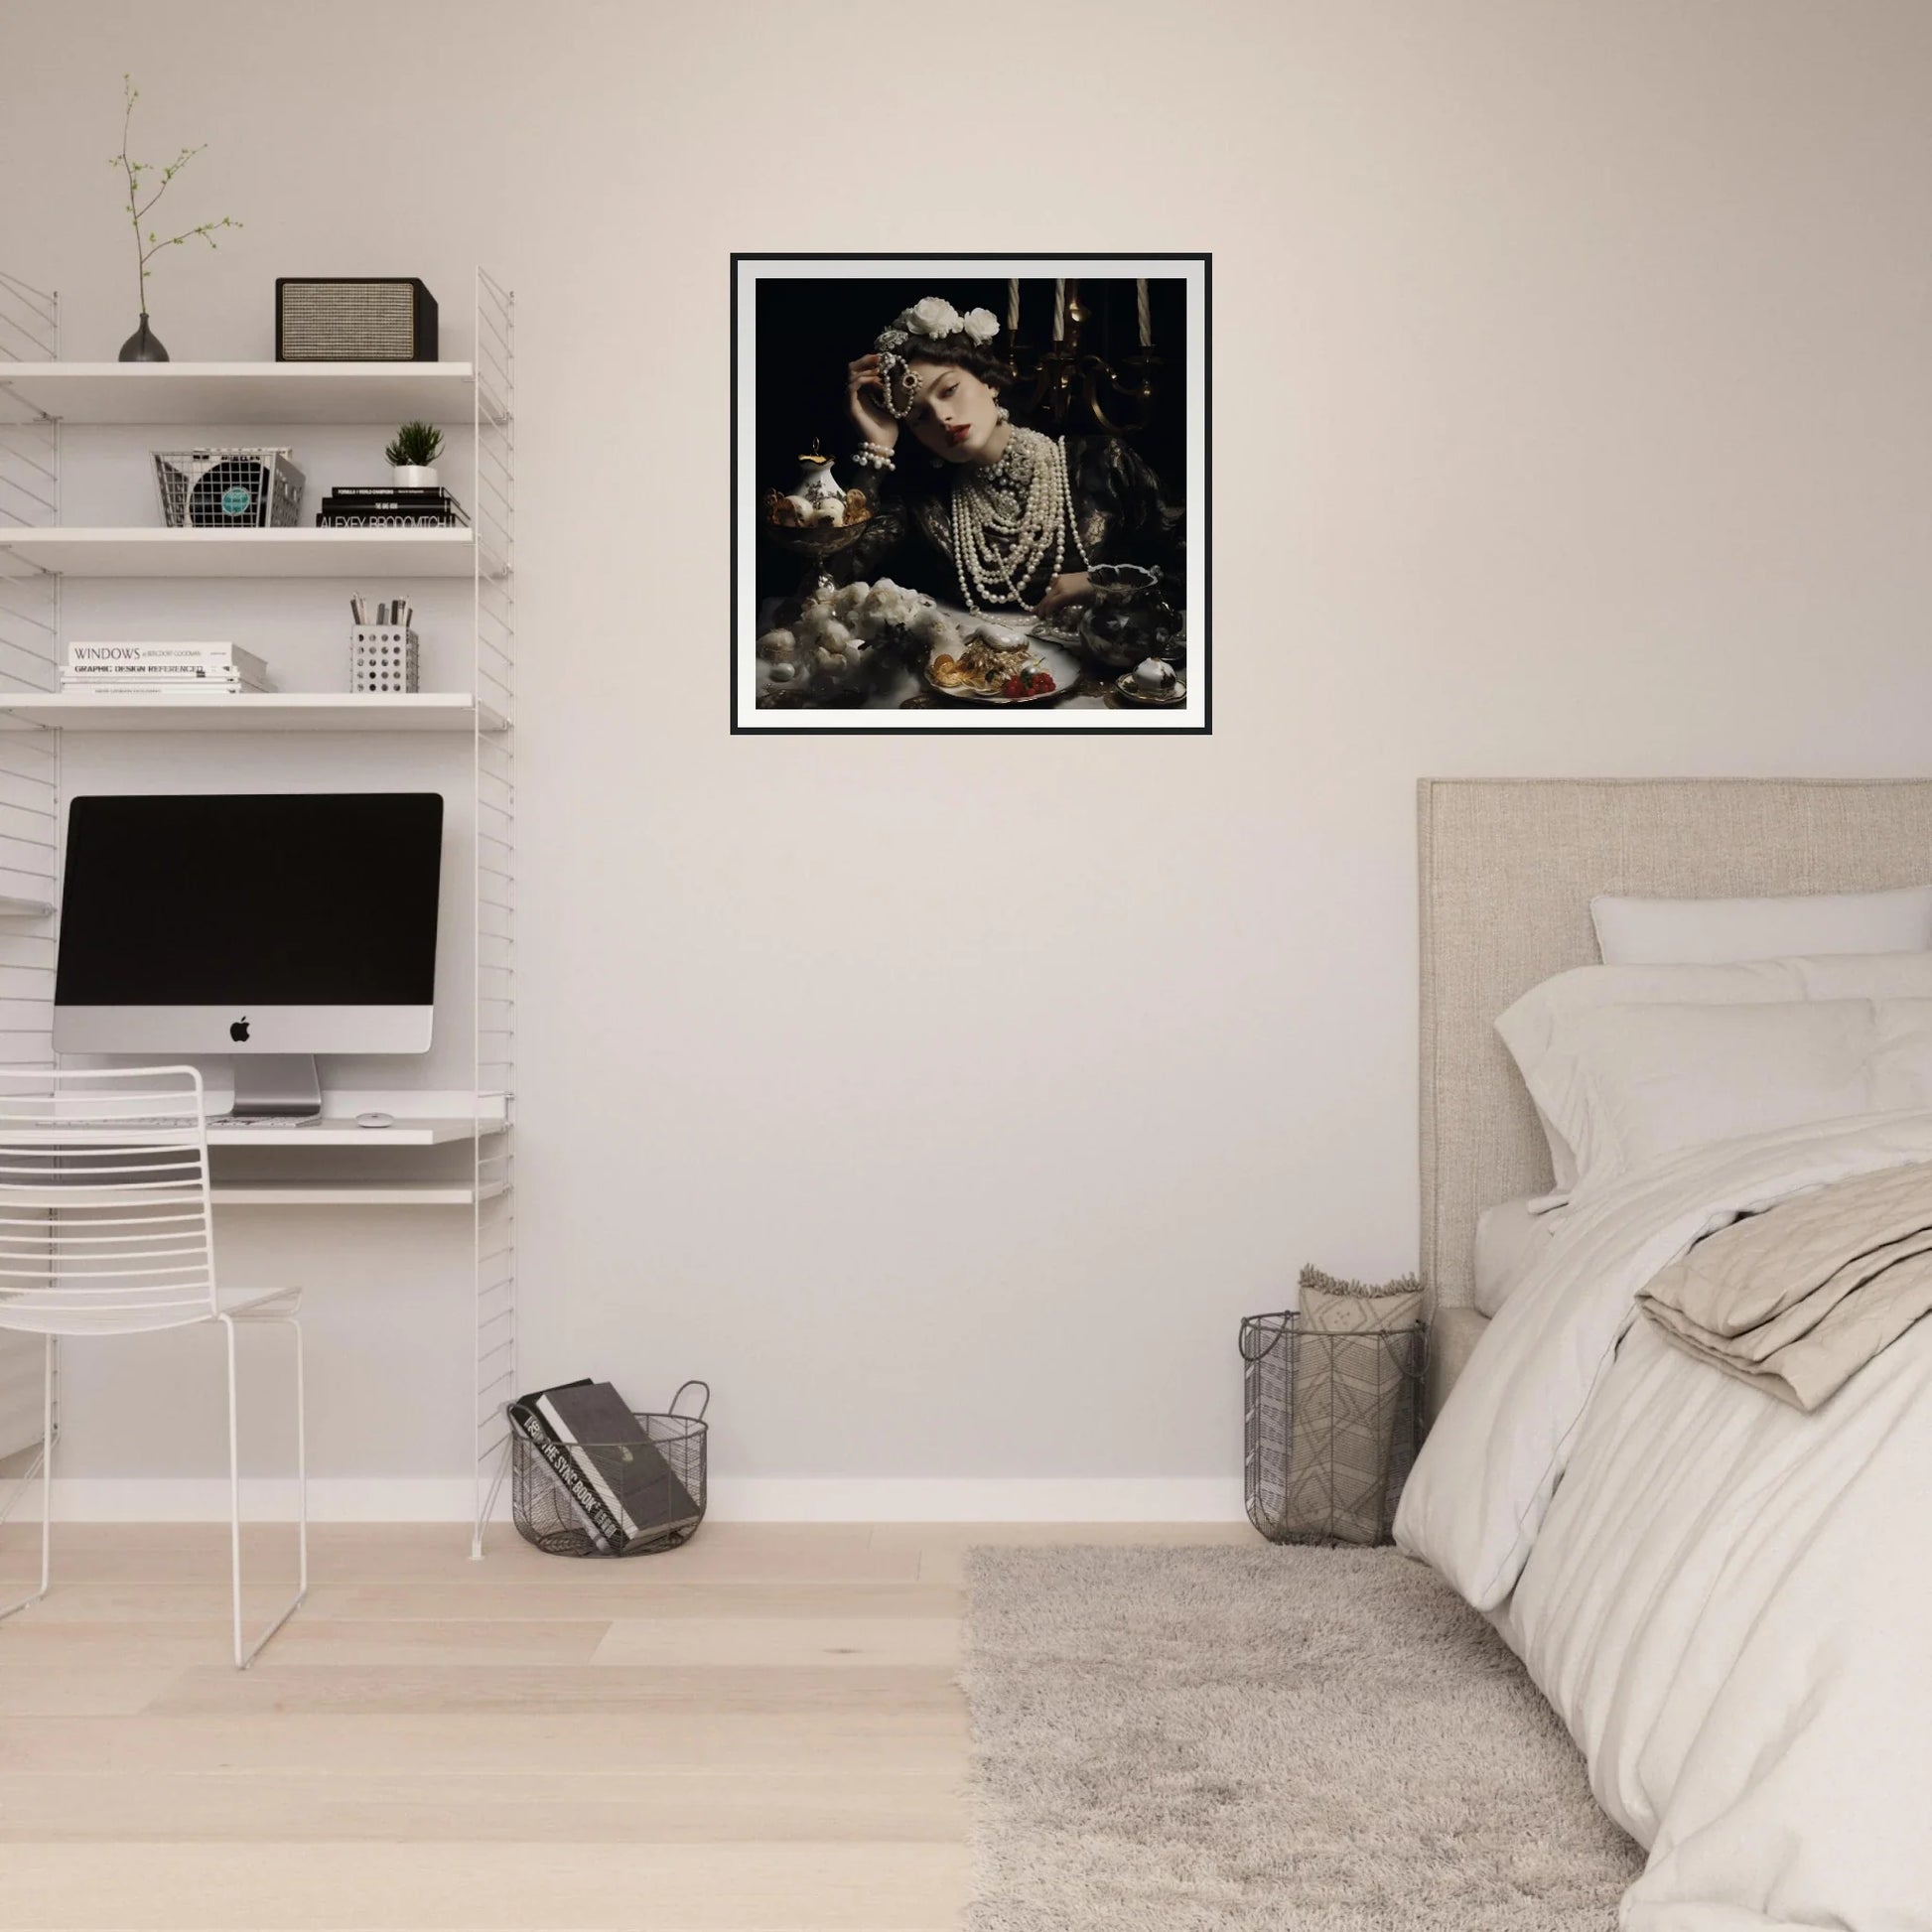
[117,313,169,362]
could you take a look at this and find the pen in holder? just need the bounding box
[350,624,420,693]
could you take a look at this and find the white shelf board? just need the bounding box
[5,1118,483,1149]
[0,692,505,733]
[211,1179,505,1207]
[0,361,480,426]
[0,527,483,579]
[0,896,53,917]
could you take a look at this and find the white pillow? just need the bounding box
[1496,953,1932,1194]
[1473,1196,1564,1316]
[1590,885,1932,965]
[1510,997,1932,1200]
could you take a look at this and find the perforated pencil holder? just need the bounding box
[350,625,420,693]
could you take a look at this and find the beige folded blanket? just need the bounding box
[1638,1159,1932,1410]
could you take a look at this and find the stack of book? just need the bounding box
[316,485,470,529]
[64,642,273,694]
[509,1379,704,1555]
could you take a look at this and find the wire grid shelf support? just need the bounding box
[0,272,61,1481]
[471,268,515,1557]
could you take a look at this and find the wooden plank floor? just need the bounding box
[0,1522,1249,1931]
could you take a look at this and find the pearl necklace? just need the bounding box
[947,427,1094,614]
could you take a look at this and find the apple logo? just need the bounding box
[229,1018,250,1043]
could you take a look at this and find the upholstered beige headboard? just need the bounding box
[1419,776,1932,1313]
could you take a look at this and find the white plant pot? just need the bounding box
[392,465,439,488]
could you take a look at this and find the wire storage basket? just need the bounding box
[510,1381,708,1558]
[153,447,306,528]
[1242,1311,1424,1547]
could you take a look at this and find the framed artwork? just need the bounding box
[732,253,1210,734]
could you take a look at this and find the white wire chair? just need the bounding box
[0,1065,306,1668]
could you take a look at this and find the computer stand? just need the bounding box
[228,1055,323,1121]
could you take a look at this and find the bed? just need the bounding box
[1399,776,1932,1931]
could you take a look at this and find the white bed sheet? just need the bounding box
[1398,1111,1932,1930]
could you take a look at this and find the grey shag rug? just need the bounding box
[961,1545,1644,1930]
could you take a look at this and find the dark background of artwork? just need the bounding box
[746,273,1190,600]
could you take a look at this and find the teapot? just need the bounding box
[1075,568,1182,670]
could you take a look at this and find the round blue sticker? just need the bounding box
[220,484,252,516]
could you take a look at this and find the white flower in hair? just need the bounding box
[906,296,964,338]
[960,308,999,345]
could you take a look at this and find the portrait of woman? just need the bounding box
[733,255,1209,733]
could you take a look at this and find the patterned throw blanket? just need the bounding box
[1638,1159,1932,1409]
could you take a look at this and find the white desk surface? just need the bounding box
[209,1117,491,1148]
[5,1117,494,1149]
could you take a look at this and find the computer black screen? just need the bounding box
[56,793,444,1007]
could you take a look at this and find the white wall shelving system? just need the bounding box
[0,267,516,1551]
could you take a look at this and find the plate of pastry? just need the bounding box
[1113,657,1186,706]
[926,626,1080,705]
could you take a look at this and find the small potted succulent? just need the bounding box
[384,421,444,488]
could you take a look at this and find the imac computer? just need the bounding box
[54,792,445,1119]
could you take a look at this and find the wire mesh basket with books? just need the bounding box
[508,1379,709,1557]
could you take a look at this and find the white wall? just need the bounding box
[5,0,1931,1516]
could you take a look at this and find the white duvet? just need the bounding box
[1396,1111,1932,1931]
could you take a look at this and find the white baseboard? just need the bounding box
[28,1475,1247,1525]
[707,1478,1247,1522]
[42,1478,498,1523]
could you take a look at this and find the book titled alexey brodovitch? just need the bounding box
[317,484,470,529]
[508,1379,704,1556]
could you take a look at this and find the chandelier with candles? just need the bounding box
[1001,276,1163,435]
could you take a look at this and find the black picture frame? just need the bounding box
[731,252,1211,736]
